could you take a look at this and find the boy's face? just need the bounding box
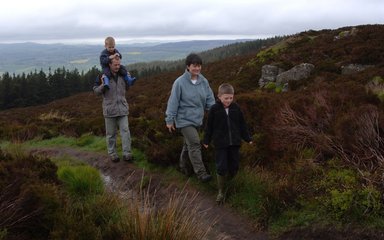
[218,93,234,108]
[105,43,115,53]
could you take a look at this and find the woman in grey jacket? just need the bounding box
[165,53,215,182]
[93,56,133,163]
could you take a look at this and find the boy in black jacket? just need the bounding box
[203,83,252,203]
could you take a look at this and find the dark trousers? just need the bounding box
[215,146,240,177]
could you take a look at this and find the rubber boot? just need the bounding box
[103,75,110,89]
[216,174,225,204]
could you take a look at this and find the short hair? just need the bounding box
[185,53,202,66]
[218,83,234,96]
[109,56,121,64]
[105,36,115,45]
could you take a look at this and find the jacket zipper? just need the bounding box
[226,110,232,145]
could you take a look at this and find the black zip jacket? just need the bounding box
[203,100,252,148]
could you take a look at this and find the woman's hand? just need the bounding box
[166,124,175,133]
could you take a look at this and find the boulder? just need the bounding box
[276,63,315,85]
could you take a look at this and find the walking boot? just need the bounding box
[216,174,225,204]
[199,173,212,183]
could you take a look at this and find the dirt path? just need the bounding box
[31,147,267,240]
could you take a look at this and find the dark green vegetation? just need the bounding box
[0,67,99,109]
[1,24,384,239]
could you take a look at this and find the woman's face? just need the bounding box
[187,63,202,77]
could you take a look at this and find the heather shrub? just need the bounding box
[332,105,384,176]
[3,123,52,142]
[352,46,383,64]
[0,148,61,239]
[130,116,164,149]
[315,59,340,73]
[145,137,183,166]
[241,133,268,167]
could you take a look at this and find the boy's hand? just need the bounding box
[203,144,209,149]
[108,53,118,59]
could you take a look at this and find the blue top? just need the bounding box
[165,70,215,128]
[100,48,122,68]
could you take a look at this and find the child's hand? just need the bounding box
[203,144,209,149]
[249,141,253,145]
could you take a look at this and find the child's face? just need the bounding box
[105,43,115,53]
[218,93,234,108]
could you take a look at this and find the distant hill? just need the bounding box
[0,39,252,74]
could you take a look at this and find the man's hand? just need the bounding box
[166,124,175,133]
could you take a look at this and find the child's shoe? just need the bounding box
[103,75,110,89]
[216,192,224,204]
[124,74,136,86]
[216,174,226,204]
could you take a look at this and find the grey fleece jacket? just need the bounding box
[93,74,129,117]
[165,70,215,128]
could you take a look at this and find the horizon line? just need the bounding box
[0,34,276,45]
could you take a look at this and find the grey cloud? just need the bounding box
[0,0,383,43]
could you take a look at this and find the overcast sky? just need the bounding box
[0,0,383,44]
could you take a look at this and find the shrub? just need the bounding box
[317,159,383,221]
[366,76,384,102]
[39,110,72,122]
[326,185,382,220]
[57,165,104,198]
[0,148,61,239]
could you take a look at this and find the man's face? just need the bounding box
[109,58,121,74]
